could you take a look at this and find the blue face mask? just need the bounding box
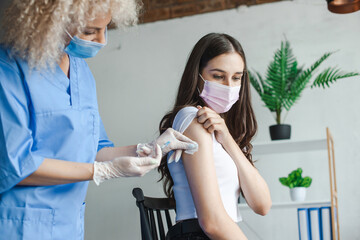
[64,28,107,58]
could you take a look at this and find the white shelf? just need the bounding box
[252,139,328,155]
[238,200,331,210]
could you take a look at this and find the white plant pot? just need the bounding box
[290,187,306,202]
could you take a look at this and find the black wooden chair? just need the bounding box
[132,187,176,240]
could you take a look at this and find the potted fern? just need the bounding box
[279,168,312,202]
[249,40,359,140]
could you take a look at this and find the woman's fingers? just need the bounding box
[196,106,212,119]
[207,122,224,134]
[198,114,217,124]
[203,117,222,129]
[197,107,222,130]
[196,106,228,136]
[207,124,216,134]
[197,111,219,124]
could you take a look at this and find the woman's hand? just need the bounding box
[196,106,231,145]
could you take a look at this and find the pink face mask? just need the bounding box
[199,74,241,113]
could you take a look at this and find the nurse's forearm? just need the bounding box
[19,145,138,186]
[18,158,94,186]
[95,145,137,162]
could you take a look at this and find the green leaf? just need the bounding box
[248,70,263,96]
[288,171,296,182]
[261,41,297,115]
[296,179,303,187]
[248,41,358,123]
[311,67,359,88]
[280,168,312,188]
[279,177,290,187]
[302,177,312,188]
[286,53,333,109]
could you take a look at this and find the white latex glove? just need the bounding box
[93,144,162,185]
[136,128,198,163]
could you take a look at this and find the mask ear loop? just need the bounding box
[198,73,205,82]
[104,27,108,44]
[197,73,206,94]
[65,30,74,40]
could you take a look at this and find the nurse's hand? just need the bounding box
[137,128,198,163]
[93,144,162,185]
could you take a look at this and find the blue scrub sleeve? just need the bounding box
[97,117,114,152]
[0,61,44,194]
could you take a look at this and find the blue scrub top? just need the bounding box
[0,47,114,240]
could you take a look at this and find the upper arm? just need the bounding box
[182,119,227,221]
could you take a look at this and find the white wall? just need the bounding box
[85,1,360,239]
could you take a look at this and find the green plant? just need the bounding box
[249,40,359,124]
[279,168,312,189]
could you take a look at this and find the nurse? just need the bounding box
[0,0,197,239]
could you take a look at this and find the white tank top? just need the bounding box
[168,106,242,222]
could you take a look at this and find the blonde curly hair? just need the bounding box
[0,0,141,69]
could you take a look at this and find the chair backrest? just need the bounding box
[132,187,176,240]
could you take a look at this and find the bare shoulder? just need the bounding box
[183,118,212,145]
[182,118,213,165]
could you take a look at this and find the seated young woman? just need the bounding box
[158,33,272,240]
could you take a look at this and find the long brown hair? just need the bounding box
[158,33,257,198]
